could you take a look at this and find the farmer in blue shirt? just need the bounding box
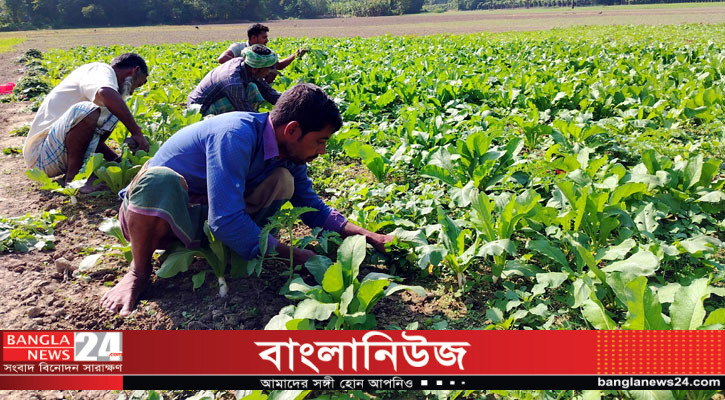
[102,83,392,316]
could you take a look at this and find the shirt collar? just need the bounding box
[263,115,278,160]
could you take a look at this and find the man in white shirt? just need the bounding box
[24,53,150,186]
[216,23,308,84]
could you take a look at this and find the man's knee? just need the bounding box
[66,109,100,144]
[80,108,101,129]
[269,168,294,200]
[125,209,171,239]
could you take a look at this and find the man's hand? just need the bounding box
[369,232,394,254]
[129,134,150,152]
[296,48,309,58]
[341,221,395,254]
[292,247,316,266]
[277,241,316,266]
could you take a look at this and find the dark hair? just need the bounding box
[247,23,269,39]
[110,53,148,76]
[250,44,272,56]
[270,83,342,136]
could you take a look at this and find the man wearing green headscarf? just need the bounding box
[188,45,281,116]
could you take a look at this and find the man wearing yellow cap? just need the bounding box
[188,45,280,116]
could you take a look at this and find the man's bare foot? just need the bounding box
[101,269,149,316]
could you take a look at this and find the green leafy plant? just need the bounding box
[156,222,246,297]
[94,157,142,194]
[3,145,22,155]
[8,125,29,137]
[249,202,318,286]
[26,154,103,205]
[266,235,425,330]
[0,210,66,253]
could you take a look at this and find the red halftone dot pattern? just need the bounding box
[596,330,724,375]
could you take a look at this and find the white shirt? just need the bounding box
[227,41,249,58]
[27,62,118,139]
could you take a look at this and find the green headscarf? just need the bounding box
[241,44,278,69]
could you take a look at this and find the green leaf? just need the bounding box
[375,90,396,107]
[339,284,355,315]
[595,238,636,261]
[99,217,127,245]
[304,255,334,285]
[337,235,366,285]
[384,283,427,298]
[478,239,515,257]
[698,190,725,203]
[192,270,207,290]
[670,278,709,330]
[704,308,725,326]
[634,203,659,235]
[678,235,721,256]
[26,168,60,190]
[285,319,315,330]
[355,278,390,312]
[156,248,197,278]
[421,165,458,186]
[417,245,445,270]
[582,391,602,400]
[526,239,569,268]
[581,298,617,330]
[264,313,293,330]
[287,277,318,295]
[321,262,344,299]
[229,251,247,278]
[358,144,388,182]
[572,278,591,308]
[609,182,647,205]
[683,153,703,190]
[573,243,606,284]
[621,276,669,330]
[531,272,569,297]
[204,222,227,274]
[602,251,659,282]
[293,298,337,321]
[78,253,102,271]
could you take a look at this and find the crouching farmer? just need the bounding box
[188,44,280,116]
[102,83,392,316]
[23,53,150,189]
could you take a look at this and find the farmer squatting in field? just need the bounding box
[188,45,281,116]
[217,23,308,84]
[22,53,150,190]
[102,83,393,316]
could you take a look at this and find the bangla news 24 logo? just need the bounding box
[3,332,123,362]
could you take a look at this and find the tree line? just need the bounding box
[0,0,424,30]
[1,0,719,30]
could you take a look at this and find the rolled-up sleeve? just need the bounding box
[255,79,281,105]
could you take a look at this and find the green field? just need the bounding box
[6,21,725,399]
[0,37,23,53]
[29,22,725,331]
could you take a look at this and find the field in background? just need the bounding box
[0,37,23,53]
[0,3,724,51]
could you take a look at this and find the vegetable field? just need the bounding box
[0,19,725,400]
[5,23,725,335]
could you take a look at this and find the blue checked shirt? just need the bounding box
[187,58,280,115]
